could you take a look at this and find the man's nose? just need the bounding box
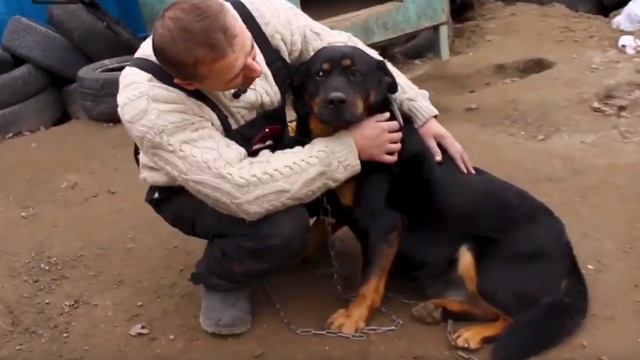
[245,59,262,78]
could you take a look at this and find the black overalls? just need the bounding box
[126,0,316,292]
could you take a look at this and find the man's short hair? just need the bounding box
[151,0,238,81]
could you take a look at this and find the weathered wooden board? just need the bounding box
[138,0,449,60]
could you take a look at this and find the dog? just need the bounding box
[291,45,433,335]
[291,45,589,360]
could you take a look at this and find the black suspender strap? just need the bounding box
[128,58,236,138]
[226,0,281,68]
[127,58,237,167]
[226,0,291,98]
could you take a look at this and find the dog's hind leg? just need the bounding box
[412,298,495,325]
[412,245,512,351]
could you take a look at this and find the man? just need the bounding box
[117,0,474,336]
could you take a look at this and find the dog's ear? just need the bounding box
[375,60,398,95]
[290,63,308,98]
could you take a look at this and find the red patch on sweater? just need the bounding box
[249,125,283,155]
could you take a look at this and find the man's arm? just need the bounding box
[250,0,439,128]
[118,82,361,221]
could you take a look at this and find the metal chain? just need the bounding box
[263,195,419,340]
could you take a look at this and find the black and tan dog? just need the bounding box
[291,45,589,360]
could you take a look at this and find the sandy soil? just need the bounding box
[1,2,640,359]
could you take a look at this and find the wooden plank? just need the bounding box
[139,0,450,60]
[320,0,448,46]
[322,2,402,27]
[438,23,450,61]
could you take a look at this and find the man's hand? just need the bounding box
[349,112,402,164]
[418,118,475,174]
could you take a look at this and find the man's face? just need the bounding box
[175,15,262,92]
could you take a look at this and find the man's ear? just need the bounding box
[375,60,398,95]
[174,79,198,90]
[289,63,307,98]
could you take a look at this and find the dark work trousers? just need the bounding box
[126,0,324,293]
[145,186,322,292]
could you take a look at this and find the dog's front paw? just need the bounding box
[411,301,443,325]
[326,307,367,334]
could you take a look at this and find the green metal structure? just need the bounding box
[138,0,450,60]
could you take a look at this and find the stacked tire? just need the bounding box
[76,55,133,124]
[0,4,141,138]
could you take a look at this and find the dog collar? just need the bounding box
[389,98,404,126]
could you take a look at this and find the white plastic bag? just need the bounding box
[612,0,640,32]
[618,34,640,54]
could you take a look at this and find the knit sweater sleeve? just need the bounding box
[118,80,361,221]
[251,0,439,128]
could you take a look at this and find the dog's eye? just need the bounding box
[349,68,360,78]
[316,70,325,78]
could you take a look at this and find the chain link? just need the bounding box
[263,195,418,340]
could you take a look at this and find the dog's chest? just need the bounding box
[335,179,357,207]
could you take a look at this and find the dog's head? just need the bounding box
[291,45,398,132]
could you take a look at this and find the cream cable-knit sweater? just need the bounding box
[117,0,439,221]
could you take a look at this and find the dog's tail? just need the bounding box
[491,245,589,360]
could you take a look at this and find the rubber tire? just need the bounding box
[1,16,90,80]
[62,83,87,120]
[81,1,143,49]
[0,87,64,137]
[0,63,50,110]
[77,55,132,123]
[46,5,137,62]
[0,47,14,74]
[394,13,453,60]
[603,0,627,9]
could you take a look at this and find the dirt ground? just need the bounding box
[2,2,640,359]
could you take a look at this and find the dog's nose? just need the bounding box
[326,92,347,107]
